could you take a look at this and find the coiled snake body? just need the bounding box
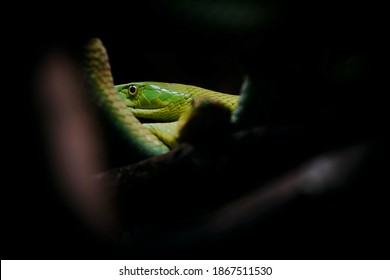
[83,38,239,158]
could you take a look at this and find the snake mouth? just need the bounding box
[128,106,182,122]
[124,99,170,110]
[129,107,170,115]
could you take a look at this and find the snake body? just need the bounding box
[83,38,239,158]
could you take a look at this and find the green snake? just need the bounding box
[83,38,239,158]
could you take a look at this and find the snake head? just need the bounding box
[115,82,192,121]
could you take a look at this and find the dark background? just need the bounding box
[3,0,388,259]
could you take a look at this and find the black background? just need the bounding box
[3,0,388,259]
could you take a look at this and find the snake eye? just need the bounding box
[128,85,138,96]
